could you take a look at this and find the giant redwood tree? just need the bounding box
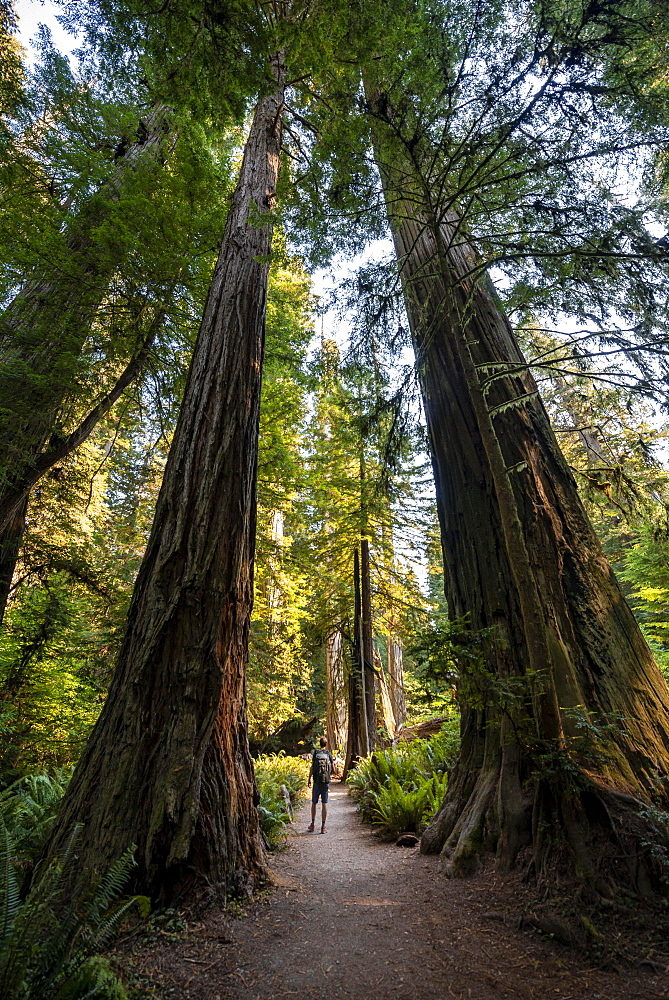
[362,53,669,890]
[45,60,286,902]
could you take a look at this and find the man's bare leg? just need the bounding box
[321,802,327,832]
[309,801,317,830]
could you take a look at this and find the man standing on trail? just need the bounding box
[307,736,336,833]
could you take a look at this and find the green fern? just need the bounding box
[0,824,141,1000]
[349,725,458,833]
[369,774,448,839]
[58,956,127,1000]
[0,769,73,864]
[254,753,309,851]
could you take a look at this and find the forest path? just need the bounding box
[127,782,669,999]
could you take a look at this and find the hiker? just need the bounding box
[307,736,336,833]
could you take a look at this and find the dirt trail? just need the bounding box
[126,783,669,999]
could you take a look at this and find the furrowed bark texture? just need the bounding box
[369,103,669,885]
[326,629,347,752]
[360,536,376,750]
[45,76,285,903]
[405,211,669,869]
[345,548,370,774]
[0,107,172,534]
[387,635,406,734]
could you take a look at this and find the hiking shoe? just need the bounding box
[307,823,315,832]
[321,825,327,834]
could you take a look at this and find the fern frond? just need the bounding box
[0,822,19,942]
[84,847,136,924]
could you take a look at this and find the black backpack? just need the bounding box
[313,749,332,785]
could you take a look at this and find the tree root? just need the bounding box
[423,760,669,909]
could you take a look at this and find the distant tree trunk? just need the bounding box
[0,496,27,625]
[0,107,173,624]
[45,70,285,903]
[387,635,406,733]
[360,537,376,749]
[325,629,347,752]
[345,548,370,774]
[368,88,669,892]
[375,648,397,739]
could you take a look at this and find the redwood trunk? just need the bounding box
[360,536,376,749]
[345,548,370,773]
[370,103,669,888]
[45,75,285,903]
[326,629,347,752]
[0,496,28,624]
[387,635,406,733]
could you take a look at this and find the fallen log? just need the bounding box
[249,716,319,757]
[394,717,449,743]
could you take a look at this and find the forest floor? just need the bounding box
[119,782,669,999]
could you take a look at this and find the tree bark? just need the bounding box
[0,496,28,625]
[326,629,347,752]
[368,89,669,891]
[360,536,376,749]
[44,72,285,904]
[387,634,406,734]
[345,548,370,774]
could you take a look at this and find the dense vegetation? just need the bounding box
[1,0,669,988]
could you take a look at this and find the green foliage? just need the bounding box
[59,956,127,1000]
[348,723,459,838]
[0,824,144,999]
[528,707,631,790]
[248,257,316,737]
[406,617,498,714]
[254,753,309,851]
[369,774,448,841]
[0,568,110,774]
[0,767,72,864]
[618,522,669,680]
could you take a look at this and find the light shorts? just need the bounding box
[311,781,329,804]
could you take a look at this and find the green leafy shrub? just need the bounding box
[0,823,147,999]
[254,753,309,850]
[0,767,73,865]
[348,721,459,838]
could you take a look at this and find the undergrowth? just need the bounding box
[254,753,309,850]
[0,767,73,867]
[0,823,147,1000]
[348,720,459,840]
